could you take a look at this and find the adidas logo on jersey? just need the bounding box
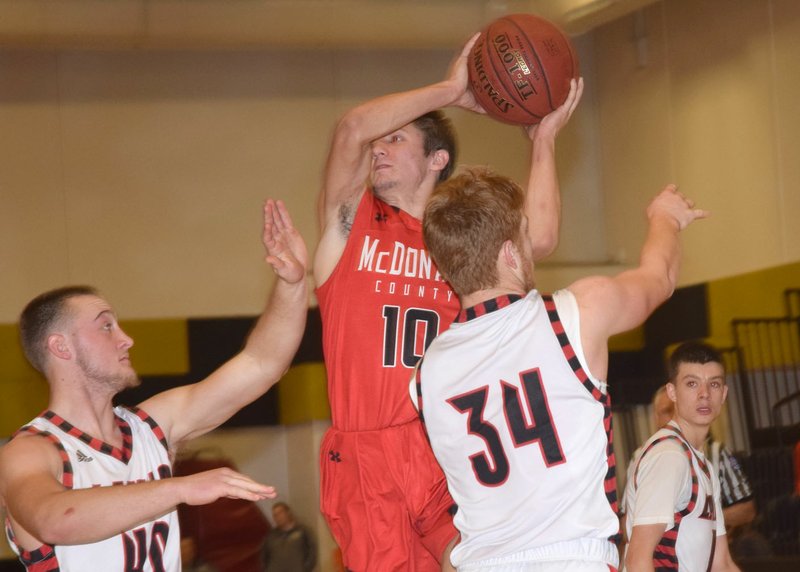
[76,450,94,463]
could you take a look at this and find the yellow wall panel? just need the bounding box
[0,319,189,436]
[609,326,646,352]
[1,319,188,378]
[0,323,35,379]
[0,324,49,436]
[0,374,49,437]
[277,362,330,425]
[706,261,800,347]
[119,319,189,376]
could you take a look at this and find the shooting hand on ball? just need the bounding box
[446,33,488,115]
[526,77,584,142]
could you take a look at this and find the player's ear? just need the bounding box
[501,240,518,269]
[430,149,449,173]
[665,381,677,402]
[47,333,72,361]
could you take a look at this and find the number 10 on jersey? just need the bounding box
[382,305,441,368]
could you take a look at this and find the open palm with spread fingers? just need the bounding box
[263,199,308,284]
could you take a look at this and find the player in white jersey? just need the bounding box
[7,408,179,570]
[623,342,740,572]
[619,383,756,558]
[0,200,307,572]
[414,168,708,571]
[625,423,722,571]
[415,289,619,568]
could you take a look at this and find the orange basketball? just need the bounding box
[467,13,579,125]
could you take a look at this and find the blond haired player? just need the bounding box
[414,168,706,571]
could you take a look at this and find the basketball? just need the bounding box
[467,13,579,126]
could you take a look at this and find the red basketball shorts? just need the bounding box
[320,418,458,571]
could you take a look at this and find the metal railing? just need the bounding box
[732,314,800,448]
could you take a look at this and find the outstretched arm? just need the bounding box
[570,185,709,378]
[524,77,583,260]
[0,434,276,549]
[143,200,308,444]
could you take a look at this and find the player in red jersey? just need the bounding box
[314,33,583,571]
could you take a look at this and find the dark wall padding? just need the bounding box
[609,283,709,406]
[644,283,709,348]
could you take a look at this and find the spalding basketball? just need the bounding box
[467,13,579,125]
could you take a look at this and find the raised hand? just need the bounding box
[525,77,584,141]
[647,184,710,231]
[263,199,308,284]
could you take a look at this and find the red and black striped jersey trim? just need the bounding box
[41,410,134,464]
[543,294,620,544]
[634,426,708,571]
[128,406,170,453]
[669,423,711,481]
[14,425,74,489]
[5,409,169,571]
[455,294,523,323]
[4,523,59,571]
[418,294,524,415]
[542,295,605,402]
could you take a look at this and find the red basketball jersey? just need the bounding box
[316,192,459,431]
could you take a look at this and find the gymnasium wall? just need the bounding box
[592,0,800,282]
[0,42,604,325]
[2,0,800,567]
[7,258,796,433]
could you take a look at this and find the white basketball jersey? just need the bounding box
[625,422,721,571]
[5,406,181,572]
[413,290,619,568]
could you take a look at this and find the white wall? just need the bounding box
[0,44,604,324]
[593,0,800,281]
[3,2,799,324]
